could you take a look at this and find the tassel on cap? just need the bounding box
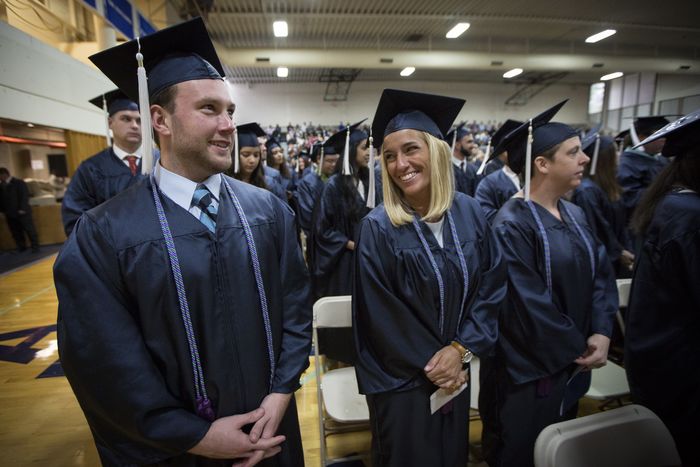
[629,122,641,147]
[524,119,533,201]
[366,129,376,208]
[451,129,457,154]
[233,125,240,174]
[476,138,492,176]
[102,95,112,147]
[135,39,154,175]
[342,124,351,176]
[590,134,601,176]
[317,146,325,176]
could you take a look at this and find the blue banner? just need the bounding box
[105,0,134,39]
[138,13,157,37]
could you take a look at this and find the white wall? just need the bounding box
[0,22,112,135]
[229,80,591,128]
[654,74,700,108]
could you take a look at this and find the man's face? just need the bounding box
[168,79,235,180]
[0,172,8,183]
[458,134,477,156]
[322,154,339,176]
[109,110,142,148]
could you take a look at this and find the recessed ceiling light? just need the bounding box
[503,68,523,78]
[600,71,623,81]
[277,67,289,78]
[446,23,470,39]
[27,123,35,127]
[585,29,616,43]
[273,21,288,38]
[400,67,415,77]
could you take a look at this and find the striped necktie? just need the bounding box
[124,155,138,176]
[191,184,218,233]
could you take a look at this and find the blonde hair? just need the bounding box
[381,130,455,226]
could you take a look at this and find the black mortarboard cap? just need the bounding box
[490,119,523,155]
[634,108,700,158]
[237,122,266,148]
[89,17,224,102]
[491,100,568,174]
[89,89,138,116]
[324,119,368,154]
[631,116,672,137]
[581,128,614,154]
[265,137,282,152]
[371,89,465,148]
[445,123,469,144]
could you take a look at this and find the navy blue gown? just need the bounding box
[61,148,145,235]
[572,178,631,269]
[263,166,287,200]
[617,149,668,225]
[294,171,324,237]
[625,190,700,467]
[55,176,312,466]
[353,193,506,466]
[475,169,519,223]
[481,197,618,467]
[453,162,479,196]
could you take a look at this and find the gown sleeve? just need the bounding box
[270,199,313,393]
[495,220,588,383]
[475,176,500,223]
[54,215,211,464]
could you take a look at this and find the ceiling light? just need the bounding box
[585,29,616,43]
[27,123,35,127]
[277,67,289,78]
[400,67,415,77]
[600,71,623,81]
[503,68,523,78]
[273,21,288,38]
[446,23,470,39]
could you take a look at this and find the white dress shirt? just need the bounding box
[153,162,221,220]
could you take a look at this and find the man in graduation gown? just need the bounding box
[447,124,479,196]
[624,111,700,466]
[54,18,311,466]
[0,167,40,252]
[61,89,145,236]
[294,142,339,238]
[474,120,522,222]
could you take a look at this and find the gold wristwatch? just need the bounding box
[450,341,473,364]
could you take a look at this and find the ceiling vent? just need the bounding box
[256,57,270,63]
[491,61,503,66]
[380,58,394,64]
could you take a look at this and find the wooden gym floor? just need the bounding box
[0,254,609,466]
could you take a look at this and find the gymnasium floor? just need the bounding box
[0,254,608,466]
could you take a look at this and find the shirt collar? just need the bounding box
[113,143,143,160]
[451,155,466,167]
[153,161,221,212]
[502,165,521,189]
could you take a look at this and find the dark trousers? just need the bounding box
[6,213,39,250]
[480,359,572,467]
[367,380,470,467]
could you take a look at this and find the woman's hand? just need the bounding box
[574,334,611,370]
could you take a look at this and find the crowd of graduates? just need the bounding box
[54,17,698,467]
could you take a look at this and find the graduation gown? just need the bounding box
[54,176,312,466]
[481,198,617,467]
[309,174,369,300]
[475,169,519,223]
[61,148,145,236]
[263,166,287,200]
[617,149,668,221]
[452,162,478,196]
[353,193,505,466]
[353,192,505,394]
[625,190,700,467]
[294,171,324,236]
[482,157,504,177]
[572,178,629,265]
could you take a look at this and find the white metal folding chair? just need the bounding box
[534,404,681,467]
[584,279,632,409]
[313,296,369,466]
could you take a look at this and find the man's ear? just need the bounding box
[533,155,550,175]
[151,105,172,138]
